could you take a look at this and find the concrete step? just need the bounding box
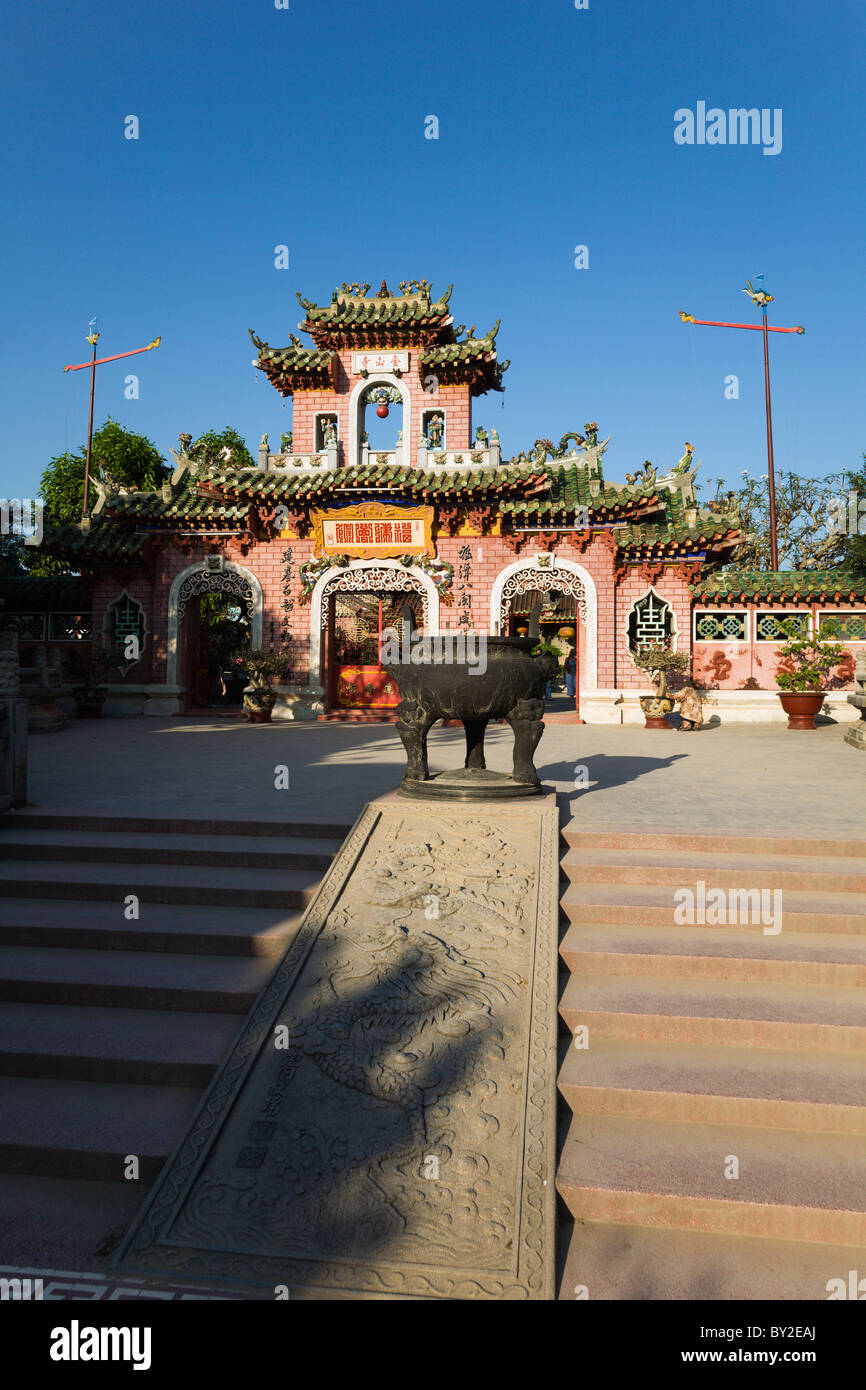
[0,898,304,957]
[0,828,336,871]
[0,1076,201,1181]
[0,860,321,909]
[0,1174,147,1269]
[559,973,866,1050]
[3,812,353,840]
[559,923,866,989]
[0,1001,240,1086]
[556,1113,866,1245]
[558,1038,866,1134]
[0,945,275,1012]
[562,826,866,860]
[561,882,866,934]
[558,1221,866,1300]
[562,846,866,893]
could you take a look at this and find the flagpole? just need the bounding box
[82,332,99,520]
[679,283,802,572]
[62,330,162,521]
[762,304,779,570]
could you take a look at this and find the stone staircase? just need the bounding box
[556,827,866,1301]
[0,813,349,1269]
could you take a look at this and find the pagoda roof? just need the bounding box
[690,569,866,602]
[0,574,92,611]
[612,514,742,558]
[171,460,550,504]
[248,332,335,395]
[36,521,149,564]
[297,280,455,348]
[420,322,509,395]
[37,443,747,567]
[251,280,510,396]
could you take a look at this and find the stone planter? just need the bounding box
[72,689,107,719]
[778,691,825,730]
[639,695,674,729]
[845,652,866,749]
[243,685,277,723]
[386,635,557,798]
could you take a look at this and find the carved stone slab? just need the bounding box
[114,793,560,1299]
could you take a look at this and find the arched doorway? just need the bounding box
[167,561,263,711]
[490,559,596,719]
[348,373,411,468]
[310,563,436,715]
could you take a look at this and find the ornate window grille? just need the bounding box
[818,612,866,642]
[109,593,145,661]
[16,614,46,641]
[755,611,810,642]
[693,611,747,642]
[49,612,93,641]
[628,591,673,653]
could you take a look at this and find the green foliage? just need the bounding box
[774,621,848,692]
[706,463,866,574]
[39,418,168,526]
[631,642,691,698]
[230,645,290,688]
[842,457,866,572]
[63,641,126,693]
[189,427,254,469]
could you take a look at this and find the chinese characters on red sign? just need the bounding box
[332,521,415,545]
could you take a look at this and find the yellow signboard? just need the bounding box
[311,501,435,560]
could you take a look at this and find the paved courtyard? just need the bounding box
[21,714,864,835]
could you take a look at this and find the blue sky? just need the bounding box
[2,0,864,503]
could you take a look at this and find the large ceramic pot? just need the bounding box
[385,635,557,797]
[639,695,674,729]
[778,691,825,730]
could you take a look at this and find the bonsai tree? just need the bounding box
[63,642,125,715]
[774,621,847,692]
[631,641,691,699]
[240,646,291,718]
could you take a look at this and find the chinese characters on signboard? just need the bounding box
[311,503,434,559]
[351,351,409,375]
[327,518,421,548]
[457,544,472,627]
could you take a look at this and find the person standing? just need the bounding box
[564,649,577,700]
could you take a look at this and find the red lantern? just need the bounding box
[376,403,389,418]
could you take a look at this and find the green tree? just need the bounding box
[39,418,168,525]
[706,469,854,572]
[188,426,254,469]
[841,457,866,571]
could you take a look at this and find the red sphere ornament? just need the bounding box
[376,403,389,418]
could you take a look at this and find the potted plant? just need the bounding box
[241,646,290,723]
[631,642,691,728]
[64,642,122,718]
[774,621,847,729]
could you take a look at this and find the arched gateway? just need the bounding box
[309,561,440,712]
[490,558,597,704]
[166,560,263,699]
